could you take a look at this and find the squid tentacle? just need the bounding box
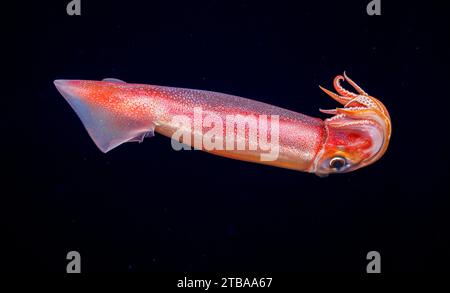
[343,71,368,96]
[334,75,359,99]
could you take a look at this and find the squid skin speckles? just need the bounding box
[54,73,391,176]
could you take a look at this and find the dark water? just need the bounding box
[9,0,449,274]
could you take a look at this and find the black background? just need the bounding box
[8,0,449,273]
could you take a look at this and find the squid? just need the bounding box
[54,73,391,176]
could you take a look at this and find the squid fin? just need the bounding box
[54,80,155,153]
[102,78,127,83]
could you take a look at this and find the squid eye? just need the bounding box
[329,156,346,170]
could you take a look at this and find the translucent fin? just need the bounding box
[102,78,126,83]
[54,80,155,153]
[66,97,155,153]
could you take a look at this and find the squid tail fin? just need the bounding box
[54,79,155,153]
